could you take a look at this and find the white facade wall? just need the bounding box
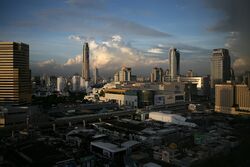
[104,93,138,108]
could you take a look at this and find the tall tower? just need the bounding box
[0,42,31,104]
[82,43,90,81]
[210,48,231,88]
[169,48,180,81]
[93,67,99,84]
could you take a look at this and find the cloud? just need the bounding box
[148,48,164,54]
[31,35,169,77]
[64,55,82,65]
[68,35,85,43]
[205,0,250,73]
[232,57,250,74]
[37,59,57,67]
[66,0,106,9]
[148,43,209,56]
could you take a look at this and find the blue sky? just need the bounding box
[0,0,241,76]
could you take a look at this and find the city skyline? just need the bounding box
[1,0,250,77]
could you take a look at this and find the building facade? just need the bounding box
[0,42,31,104]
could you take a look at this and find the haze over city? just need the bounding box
[1,0,249,77]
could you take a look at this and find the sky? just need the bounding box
[0,0,249,77]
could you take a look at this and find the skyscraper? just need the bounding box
[169,48,180,81]
[210,48,231,88]
[82,43,90,82]
[150,67,164,82]
[113,66,132,82]
[72,75,81,92]
[93,67,99,84]
[0,42,31,104]
[57,76,66,92]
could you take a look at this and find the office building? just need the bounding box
[57,76,66,92]
[114,66,132,82]
[180,76,210,96]
[150,67,164,82]
[235,84,250,112]
[0,42,31,104]
[215,83,235,113]
[93,67,99,84]
[169,48,180,81]
[211,48,231,88]
[215,83,250,114]
[72,75,81,92]
[82,43,90,81]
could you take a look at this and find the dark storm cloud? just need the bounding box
[205,0,250,73]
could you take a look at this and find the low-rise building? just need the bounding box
[104,89,138,108]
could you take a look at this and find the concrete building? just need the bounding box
[0,106,28,128]
[169,48,180,81]
[72,75,81,92]
[82,43,90,82]
[150,67,164,83]
[90,141,128,166]
[103,82,185,108]
[149,112,197,127]
[57,76,66,92]
[211,48,231,89]
[215,83,235,113]
[215,83,250,114]
[0,42,32,104]
[104,89,138,108]
[180,76,210,96]
[235,84,250,112]
[114,66,133,82]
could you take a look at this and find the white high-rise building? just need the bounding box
[72,75,81,92]
[169,48,180,81]
[57,76,66,92]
